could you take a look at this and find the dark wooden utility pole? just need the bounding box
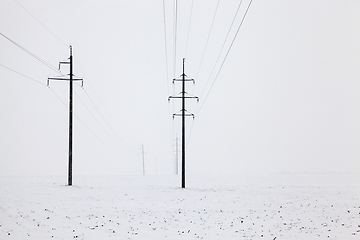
[181,61,186,188]
[68,47,73,186]
[47,46,83,186]
[169,58,198,188]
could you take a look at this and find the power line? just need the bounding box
[73,57,138,154]
[170,0,179,150]
[78,88,138,155]
[186,117,196,147]
[162,0,175,151]
[182,0,196,121]
[14,0,68,47]
[162,0,170,89]
[0,63,46,86]
[73,110,133,158]
[197,0,253,116]
[173,0,178,78]
[49,87,132,158]
[184,0,195,58]
[195,0,220,79]
[0,62,66,110]
[48,87,67,108]
[74,90,121,146]
[0,32,61,73]
[199,0,244,100]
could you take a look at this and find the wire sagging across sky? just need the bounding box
[195,0,221,79]
[196,0,253,116]
[199,0,244,100]
[0,63,46,86]
[14,0,68,48]
[0,32,61,73]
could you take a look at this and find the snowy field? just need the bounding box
[0,174,359,240]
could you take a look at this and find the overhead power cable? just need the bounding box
[73,57,138,154]
[50,87,132,158]
[162,0,170,88]
[184,0,194,58]
[200,0,244,99]
[14,0,68,47]
[162,0,175,147]
[73,109,132,158]
[0,32,61,73]
[74,90,124,149]
[49,84,133,158]
[195,0,220,78]
[197,0,253,116]
[0,63,46,86]
[173,0,178,78]
[80,88,138,155]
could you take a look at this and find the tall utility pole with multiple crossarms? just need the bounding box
[169,58,198,188]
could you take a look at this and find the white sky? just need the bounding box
[1,0,360,176]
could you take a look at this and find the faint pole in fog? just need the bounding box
[173,134,179,175]
[155,158,158,175]
[140,144,146,175]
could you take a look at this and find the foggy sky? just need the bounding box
[1,0,360,177]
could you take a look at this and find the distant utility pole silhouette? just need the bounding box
[141,144,145,175]
[155,158,158,175]
[169,58,198,188]
[173,134,181,175]
[47,46,83,186]
[175,135,179,175]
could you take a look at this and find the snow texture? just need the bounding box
[0,174,359,239]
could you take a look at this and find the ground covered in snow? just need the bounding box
[0,174,359,239]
